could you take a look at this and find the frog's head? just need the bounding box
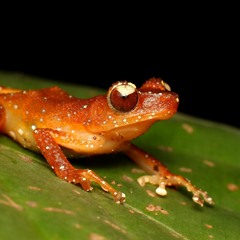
[107,78,179,117]
[88,78,179,140]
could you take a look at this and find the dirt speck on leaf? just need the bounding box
[73,189,81,195]
[26,201,38,208]
[205,224,213,229]
[104,219,127,234]
[180,201,187,206]
[89,233,106,240]
[179,167,192,173]
[203,160,215,167]
[122,175,133,183]
[43,207,75,215]
[28,186,41,191]
[131,168,145,174]
[146,204,169,215]
[74,223,82,229]
[146,189,157,197]
[158,145,173,152]
[182,123,194,134]
[227,183,239,191]
[129,209,135,214]
[18,153,33,163]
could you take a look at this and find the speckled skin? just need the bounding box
[0,78,213,206]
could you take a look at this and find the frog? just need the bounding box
[0,78,214,206]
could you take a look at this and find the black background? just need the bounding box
[0,9,238,129]
[1,55,238,129]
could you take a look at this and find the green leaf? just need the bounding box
[0,71,240,240]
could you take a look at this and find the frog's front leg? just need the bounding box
[124,144,214,207]
[33,128,125,203]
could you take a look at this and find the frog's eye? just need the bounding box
[107,82,138,112]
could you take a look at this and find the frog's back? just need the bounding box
[0,86,74,149]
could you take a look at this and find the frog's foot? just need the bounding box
[137,174,214,207]
[67,169,126,204]
[125,144,214,207]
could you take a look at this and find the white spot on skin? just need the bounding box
[39,118,44,122]
[42,109,46,113]
[9,131,16,139]
[83,105,88,109]
[161,80,171,91]
[18,129,24,135]
[14,105,18,109]
[59,165,65,170]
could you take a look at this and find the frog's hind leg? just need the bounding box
[124,144,214,207]
[0,104,6,131]
[33,128,125,204]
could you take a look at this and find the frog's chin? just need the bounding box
[111,119,156,141]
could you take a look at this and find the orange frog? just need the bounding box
[0,78,214,206]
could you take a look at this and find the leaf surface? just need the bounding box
[0,72,239,240]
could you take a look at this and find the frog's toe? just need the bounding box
[114,192,126,204]
[137,175,168,196]
[192,190,214,207]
